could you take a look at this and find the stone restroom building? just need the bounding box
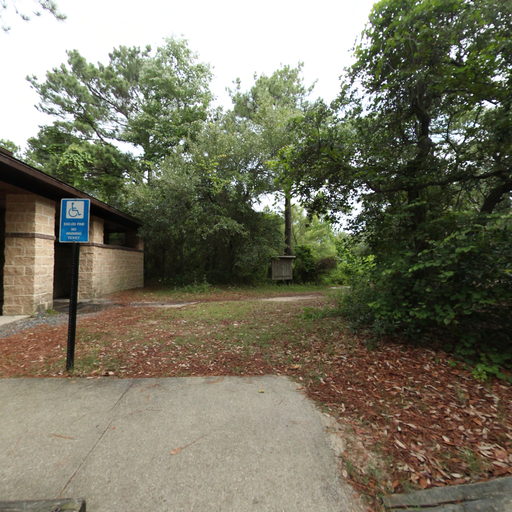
[0,148,144,316]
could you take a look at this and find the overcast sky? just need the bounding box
[0,0,376,150]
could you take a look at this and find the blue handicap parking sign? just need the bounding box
[59,198,90,243]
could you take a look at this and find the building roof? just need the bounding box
[0,148,141,229]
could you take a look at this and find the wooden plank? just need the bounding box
[388,496,512,511]
[0,499,85,512]
[271,257,294,280]
[384,477,512,511]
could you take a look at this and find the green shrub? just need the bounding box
[338,213,512,375]
[293,245,318,283]
[330,236,375,285]
[293,246,339,283]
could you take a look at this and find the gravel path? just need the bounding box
[0,301,194,339]
[0,301,116,338]
[0,312,68,338]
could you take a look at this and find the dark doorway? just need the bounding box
[0,207,5,313]
[53,243,73,299]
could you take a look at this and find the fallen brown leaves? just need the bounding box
[305,338,512,495]
[0,291,510,504]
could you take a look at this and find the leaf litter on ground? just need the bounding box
[0,287,510,510]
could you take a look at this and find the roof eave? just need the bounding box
[0,152,141,229]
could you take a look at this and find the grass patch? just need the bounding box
[171,301,254,323]
[458,448,489,476]
[302,305,340,320]
[113,283,328,304]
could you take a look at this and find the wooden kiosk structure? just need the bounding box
[271,255,295,281]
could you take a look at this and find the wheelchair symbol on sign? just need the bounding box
[67,202,84,219]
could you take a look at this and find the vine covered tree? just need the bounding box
[285,0,512,367]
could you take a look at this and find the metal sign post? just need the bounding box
[59,199,90,372]
[66,243,80,371]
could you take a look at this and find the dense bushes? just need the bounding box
[339,213,512,377]
[293,245,317,283]
[281,0,512,378]
[292,245,337,283]
[129,159,283,285]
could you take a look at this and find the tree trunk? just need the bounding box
[480,178,512,214]
[408,84,432,252]
[284,192,293,256]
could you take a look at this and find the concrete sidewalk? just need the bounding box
[0,376,364,512]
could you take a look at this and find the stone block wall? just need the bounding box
[77,216,103,299]
[77,215,143,300]
[2,198,143,315]
[92,247,143,298]
[77,245,95,300]
[78,246,144,300]
[3,193,55,315]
